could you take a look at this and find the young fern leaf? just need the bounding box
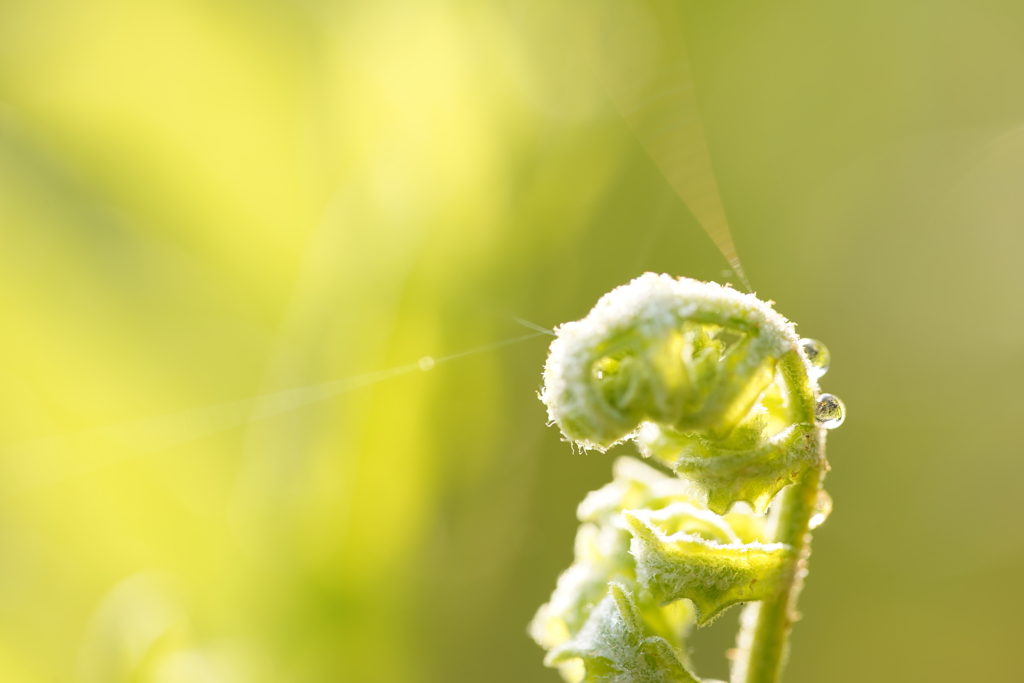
[532,274,844,683]
[547,583,701,683]
[624,510,792,626]
[639,423,823,515]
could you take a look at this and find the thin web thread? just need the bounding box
[0,331,549,498]
[586,0,752,291]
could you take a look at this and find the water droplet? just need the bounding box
[799,338,831,377]
[809,490,832,529]
[418,356,435,372]
[814,393,845,429]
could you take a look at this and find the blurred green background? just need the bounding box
[1,0,1023,681]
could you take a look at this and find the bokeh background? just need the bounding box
[1,0,1023,681]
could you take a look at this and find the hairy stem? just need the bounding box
[732,462,824,683]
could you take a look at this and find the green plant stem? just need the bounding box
[733,461,824,683]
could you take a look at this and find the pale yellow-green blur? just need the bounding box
[0,1,1023,682]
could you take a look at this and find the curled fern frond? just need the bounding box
[532,274,845,683]
[541,273,834,514]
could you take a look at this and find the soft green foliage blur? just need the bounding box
[0,1,1023,681]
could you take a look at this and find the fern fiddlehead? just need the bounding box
[531,273,844,683]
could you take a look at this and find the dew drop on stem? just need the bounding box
[809,490,833,529]
[799,338,831,378]
[814,393,845,429]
